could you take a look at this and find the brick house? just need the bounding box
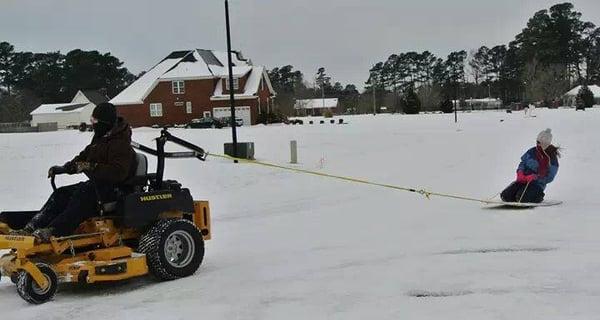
[110,49,276,127]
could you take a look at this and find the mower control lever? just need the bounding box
[48,165,70,191]
[50,175,57,192]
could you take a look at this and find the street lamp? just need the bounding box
[225,0,237,162]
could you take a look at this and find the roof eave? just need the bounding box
[111,101,145,106]
[210,95,258,101]
[159,76,217,81]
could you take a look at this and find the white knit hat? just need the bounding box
[537,128,553,150]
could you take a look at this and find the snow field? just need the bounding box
[1,108,600,319]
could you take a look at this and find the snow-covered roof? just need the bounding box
[80,90,108,105]
[111,49,256,105]
[160,59,213,80]
[458,98,503,104]
[212,66,253,78]
[110,57,183,105]
[30,103,88,115]
[564,85,600,97]
[294,98,339,109]
[211,66,276,100]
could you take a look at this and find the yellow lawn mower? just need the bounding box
[0,129,211,304]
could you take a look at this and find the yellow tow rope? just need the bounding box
[208,153,495,205]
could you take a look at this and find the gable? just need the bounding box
[111,49,262,105]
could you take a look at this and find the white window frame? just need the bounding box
[172,80,185,94]
[150,103,163,117]
[186,101,192,114]
[225,78,239,91]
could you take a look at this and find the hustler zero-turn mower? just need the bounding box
[0,129,211,304]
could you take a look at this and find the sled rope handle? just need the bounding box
[208,153,494,205]
[518,181,531,203]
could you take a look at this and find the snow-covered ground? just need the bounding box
[1,108,600,319]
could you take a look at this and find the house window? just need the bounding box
[172,80,185,94]
[186,101,192,114]
[150,103,163,117]
[225,78,239,91]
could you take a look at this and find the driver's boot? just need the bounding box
[32,227,55,243]
[9,199,57,236]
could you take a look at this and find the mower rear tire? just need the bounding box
[10,272,18,284]
[138,218,204,281]
[16,263,58,304]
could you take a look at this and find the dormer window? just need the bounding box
[172,80,185,94]
[225,78,239,91]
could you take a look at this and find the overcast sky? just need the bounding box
[2,0,600,88]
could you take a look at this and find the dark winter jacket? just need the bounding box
[517,147,559,190]
[65,117,136,185]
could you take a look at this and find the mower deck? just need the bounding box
[0,219,148,289]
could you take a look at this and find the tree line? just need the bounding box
[269,2,600,114]
[2,2,599,121]
[0,42,136,122]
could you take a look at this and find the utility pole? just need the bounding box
[454,83,458,123]
[225,0,237,162]
[321,83,325,110]
[372,81,376,115]
[315,72,329,116]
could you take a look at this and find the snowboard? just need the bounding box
[483,199,563,208]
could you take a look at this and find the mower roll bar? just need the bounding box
[48,129,206,191]
[131,128,207,189]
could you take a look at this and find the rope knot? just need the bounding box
[418,189,432,199]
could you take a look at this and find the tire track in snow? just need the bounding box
[439,247,557,255]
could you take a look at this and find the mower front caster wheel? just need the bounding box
[16,263,58,304]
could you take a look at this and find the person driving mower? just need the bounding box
[10,102,136,242]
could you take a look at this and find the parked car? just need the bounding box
[186,117,224,129]
[219,116,243,127]
[78,122,93,132]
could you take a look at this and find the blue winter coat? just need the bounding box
[517,147,559,190]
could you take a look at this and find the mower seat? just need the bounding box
[124,153,149,189]
[100,153,149,214]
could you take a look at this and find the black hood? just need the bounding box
[93,117,131,143]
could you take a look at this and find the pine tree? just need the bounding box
[402,86,421,114]
[576,84,594,110]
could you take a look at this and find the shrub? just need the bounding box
[257,112,288,124]
[323,109,334,118]
[440,99,454,113]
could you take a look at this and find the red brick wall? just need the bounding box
[257,75,275,114]
[221,73,249,95]
[117,78,220,127]
[117,72,274,127]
